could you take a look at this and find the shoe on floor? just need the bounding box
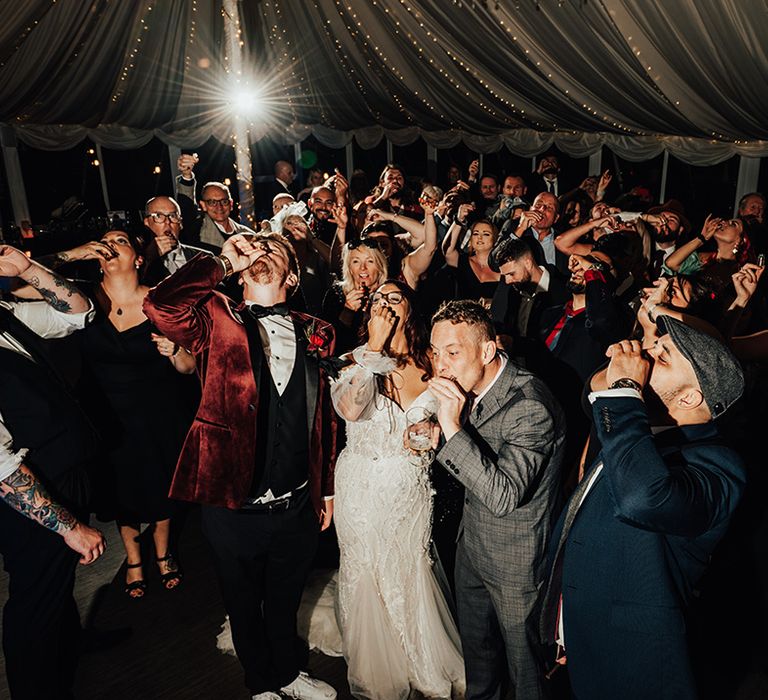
[251,693,281,700]
[280,671,337,700]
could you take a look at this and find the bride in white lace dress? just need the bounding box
[331,280,465,700]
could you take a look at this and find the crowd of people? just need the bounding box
[0,149,766,700]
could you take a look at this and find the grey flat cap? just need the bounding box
[656,315,744,418]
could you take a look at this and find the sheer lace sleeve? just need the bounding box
[331,345,397,423]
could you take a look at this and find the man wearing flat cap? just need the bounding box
[540,315,746,700]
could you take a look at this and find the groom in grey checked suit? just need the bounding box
[428,301,566,700]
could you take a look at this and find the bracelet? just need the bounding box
[609,377,643,392]
[695,233,707,244]
[216,254,234,278]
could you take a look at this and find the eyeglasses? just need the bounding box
[371,291,403,305]
[146,211,181,224]
[202,198,231,208]
[583,255,610,273]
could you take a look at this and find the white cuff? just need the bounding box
[588,388,643,403]
[351,345,398,375]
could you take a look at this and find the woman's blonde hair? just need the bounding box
[341,241,388,295]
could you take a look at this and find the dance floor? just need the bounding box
[0,508,351,700]
[0,506,766,699]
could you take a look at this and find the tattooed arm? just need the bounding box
[0,245,90,314]
[0,464,106,564]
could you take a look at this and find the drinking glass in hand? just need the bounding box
[406,406,437,467]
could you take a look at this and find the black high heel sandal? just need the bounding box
[156,554,182,590]
[124,561,146,599]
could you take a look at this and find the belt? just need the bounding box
[239,485,308,514]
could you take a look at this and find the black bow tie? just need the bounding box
[247,303,290,319]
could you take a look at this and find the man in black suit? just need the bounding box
[259,160,296,219]
[489,237,568,366]
[537,250,634,478]
[0,245,106,698]
[509,192,570,275]
[528,154,572,198]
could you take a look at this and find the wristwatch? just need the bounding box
[609,377,643,392]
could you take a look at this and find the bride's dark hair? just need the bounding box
[359,278,432,379]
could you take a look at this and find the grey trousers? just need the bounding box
[455,539,547,700]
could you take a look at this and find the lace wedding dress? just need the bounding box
[330,347,465,700]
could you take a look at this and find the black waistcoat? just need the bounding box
[0,308,96,507]
[242,314,309,498]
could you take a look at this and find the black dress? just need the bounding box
[455,253,499,303]
[78,308,196,524]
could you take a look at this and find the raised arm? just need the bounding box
[442,219,465,268]
[143,234,260,351]
[330,349,395,423]
[367,209,422,246]
[1,245,90,315]
[329,202,349,274]
[664,214,717,273]
[402,201,438,288]
[555,216,613,256]
[594,395,744,536]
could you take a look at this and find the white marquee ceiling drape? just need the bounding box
[0,0,766,165]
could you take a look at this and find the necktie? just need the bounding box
[247,303,290,319]
[455,393,476,428]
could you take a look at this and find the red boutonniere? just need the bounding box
[304,320,330,356]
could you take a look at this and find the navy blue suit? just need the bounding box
[549,396,745,700]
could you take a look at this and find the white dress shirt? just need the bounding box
[245,306,297,396]
[244,304,323,503]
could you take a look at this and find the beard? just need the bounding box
[541,167,558,178]
[243,258,286,287]
[567,280,585,294]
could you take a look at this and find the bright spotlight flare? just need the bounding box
[230,82,264,119]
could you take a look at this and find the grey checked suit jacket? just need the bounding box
[437,358,566,591]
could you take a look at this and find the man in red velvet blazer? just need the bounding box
[144,232,337,700]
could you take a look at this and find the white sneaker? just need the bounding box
[280,671,337,700]
[251,693,281,700]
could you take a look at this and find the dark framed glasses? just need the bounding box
[371,291,404,305]
[583,255,610,273]
[146,211,182,224]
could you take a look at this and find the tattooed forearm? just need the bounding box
[26,272,79,313]
[35,286,73,313]
[0,465,76,533]
[54,274,80,299]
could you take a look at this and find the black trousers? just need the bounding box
[0,504,81,700]
[201,493,319,694]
